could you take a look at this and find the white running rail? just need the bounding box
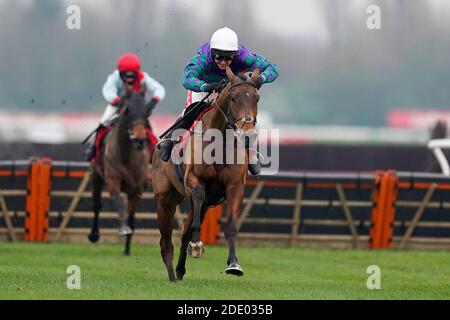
[427,139,450,176]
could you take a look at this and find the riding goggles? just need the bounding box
[120,71,138,82]
[212,49,236,62]
[214,55,234,62]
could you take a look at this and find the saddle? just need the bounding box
[173,102,214,148]
[164,102,216,197]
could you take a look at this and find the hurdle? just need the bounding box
[1,158,449,250]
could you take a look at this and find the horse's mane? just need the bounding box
[215,71,256,105]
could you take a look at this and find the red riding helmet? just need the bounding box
[117,53,141,73]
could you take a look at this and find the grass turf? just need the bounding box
[0,242,449,299]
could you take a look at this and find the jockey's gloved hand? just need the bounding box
[202,82,222,93]
[111,96,122,106]
[254,75,265,90]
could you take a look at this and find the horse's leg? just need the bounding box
[106,177,132,236]
[88,171,104,243]
[186,173,206,258]
[224,184,245,276]
[156,192,177,282]
[124,193,139,256]
[175,210,193,280]
[176,204,208,280]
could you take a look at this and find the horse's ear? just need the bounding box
[250,69,260,82]
[226,66,236,82]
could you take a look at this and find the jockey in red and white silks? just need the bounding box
[83,53,165,161]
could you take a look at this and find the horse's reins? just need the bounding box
[213,80,258,131]
[158,89,217,139]
[210,79,263,162]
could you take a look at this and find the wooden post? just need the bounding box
[398,183,436,250]
[336,183,359,249]
[54,171,91,241]
[0,188,17,241]
[290,183,304,246]
[236,181,265,231]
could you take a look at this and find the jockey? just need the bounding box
[83,53,166,161]
[157,27,279,175]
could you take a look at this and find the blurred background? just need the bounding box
[1,0,450,170]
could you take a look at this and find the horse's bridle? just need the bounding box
[213,80,258,132]
[120,103,149,151]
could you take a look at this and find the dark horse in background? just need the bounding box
[152,67,260,281]
[88,84,154,255]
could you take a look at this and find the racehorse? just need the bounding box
[152,67,260,281]
[87,84,153,256]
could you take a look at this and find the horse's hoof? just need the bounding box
[118,226,133,236]
[176,272,185,281]
[225,263,244,277]
[88,232,100,243]
[187,241,205,258]
[168,274,177,282]
[176,266,185,281]
[124,251,130,256]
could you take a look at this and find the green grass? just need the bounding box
[0,242,449,299]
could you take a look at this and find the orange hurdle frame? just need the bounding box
[24,158,52,242]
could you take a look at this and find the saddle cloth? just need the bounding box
[94,126,158,163]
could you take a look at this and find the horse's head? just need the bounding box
[215,67,260,148]
[118,84,150,151]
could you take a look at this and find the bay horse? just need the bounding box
[152,67,260,281]
[88,84,153,256]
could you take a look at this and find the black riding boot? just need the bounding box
[83,143,96,161]
[157,102,208,163]
[158,135,174,162]
[249,162,261,176]
[248,153,261,176]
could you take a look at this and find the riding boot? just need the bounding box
[83,143,96,162]
[158,102,208,163]
[158,134,174,162]
[83,124,106,162]
[248,152,261,176]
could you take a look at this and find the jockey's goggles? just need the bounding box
[120,71,138,82]
[212,49,236,62]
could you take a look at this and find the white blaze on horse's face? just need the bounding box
[228,86,259,150]
[229,88,258,130]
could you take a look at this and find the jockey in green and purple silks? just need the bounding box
[182,30,279,95]
[158,27,279,175]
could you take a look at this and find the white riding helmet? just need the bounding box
[210,27,238,52]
